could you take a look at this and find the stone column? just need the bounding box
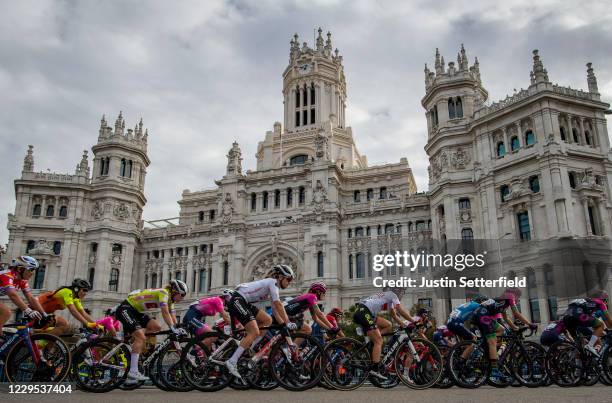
[515,122,523,147]
[186,257,194,296]
[597,198,608,236]
[534,268,550,324]
[256,192,263,213]
[579,118,586,145]
[582,198,593,235]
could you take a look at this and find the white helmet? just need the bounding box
[170,279,188,296]
[268,264,295,279]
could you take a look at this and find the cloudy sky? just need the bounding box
[1,0,611,244]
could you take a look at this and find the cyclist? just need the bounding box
[38,278,97,336]
[0,256,47,336]
[446,294,488,341]
[352,286,416,380]
[115,279,188,381]
[281,282,338,336]
[472,287,537,381]
[182,292,231,338]
[561,290,611,355]
[96,308,121,338]
[433,325,456,348]
[412,307,434,338]
[224,264,296,379]
[312,307,345,343]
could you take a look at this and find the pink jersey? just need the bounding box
[96,316,121,332]
[190,296,224,317]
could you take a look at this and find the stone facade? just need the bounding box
[3,31,611,325]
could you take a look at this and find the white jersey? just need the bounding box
[360,291,401,316]
[236,278,280,303]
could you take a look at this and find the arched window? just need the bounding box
[120,158,126,177]
[223,261,229,285]
[510,136,520,151]
[448,98,456,119]
[274,189,281,208]
[53,241,61,255]
[209,210,216,221]
[525,130,535,146]
[198,211,204,222]
[317,251,324,277]
[408,222,414,232]
[572,128,579,143]
[455,97,463,118]
[250,193,257,210]
[295,86,300,108]
[366,188,373,201]
[32,204,41,216]
[262,191,269,210]
[496,142,506,157]
[46,205,54,217]
[353,190,361,202]
[289,154,308,166]
[529,176,540,193]
[500,185,510,202]
[287,188,293,206]
[89,267,95,288]
[128,160,133,178]
[109,268,119,291]
[59,205,68,217]
[298,186,305,204]
[560,127,567,141]
[151,272,157,288]
[310,83,315,105]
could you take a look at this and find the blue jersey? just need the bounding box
[448,301,480,323]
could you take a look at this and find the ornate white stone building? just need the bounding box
[3,30,611,325]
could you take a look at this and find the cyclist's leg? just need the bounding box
[0,302,10,336]
[48,315,70,336]
[376,316,392,335]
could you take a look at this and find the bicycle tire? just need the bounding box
[322,337,370,391]
[71,337,129,392]
[268,332,324,391]
[5,333,71,383]
[447,340,488,388]
[180,333,232,392]
[394,337,443,389]
[511,341,547,387]
[546,340,583,387]
[156,337,194,392]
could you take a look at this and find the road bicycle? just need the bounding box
[0,317,70,383]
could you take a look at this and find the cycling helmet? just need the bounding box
[170,279,188,296]
[268,264,295,280]
[308,281,327,295]
[590,289,609,303]
[504,287,522,298]
[417,307,431,317]
[12,255,39,271]
[471,294,489,303]
[72,278,92,290]
[329,307,343,317]
[221,288,233,301]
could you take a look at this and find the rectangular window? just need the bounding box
[348,255,353,279]
[548,296,558,321]
[302,110,308,126]
[379,187,387,199]
[317,252,324,278]
[418,298,432,307]
[310,108,315,124]
[262,192,269,210]
[287,188,293,206]
[588,206,598,235]
[295,111,300,127]
[274,190,281,207]
[303,90,307,107]
[356,253,365,278]
[517,212,531,241]
[366,188,373,201]
[353,190,360,202]
[310,86,315,105]
[458,198,470,209]
[199,269,207,293]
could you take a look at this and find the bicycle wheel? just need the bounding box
[156,338,194,392]
[180,334,231,392]
[433,345,454,389]
[394,337,443,389]
[5,333,71,383]
[72,337,129,393]
[546,340,583,387]
[601,346,612,385]
[242,355,279,390]
[447,340,488,388]
[268,332,324,391]
[512,341,547,387]
[322,337,370,391]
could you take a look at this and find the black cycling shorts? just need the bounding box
[352,304,377,332]
[227,293,260,325]
[116,301,151,334]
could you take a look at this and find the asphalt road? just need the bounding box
[2,385,610,403]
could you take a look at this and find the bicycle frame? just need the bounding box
[0,323,42,365]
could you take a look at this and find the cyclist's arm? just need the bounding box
[311,305,334,329]
[501,311,519,331]
[5,288,29,310]
[25,290,46,314]
[160,305,175,328]
[395,304,415,323]
[221,310,231,324]
[78,307,95,323]
[602,311,612,328]
[271,300,290,325]
[67,303,89,325]
[509,306,532,327]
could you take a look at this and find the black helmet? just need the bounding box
[72,278,92,290]
[471,294,488,303]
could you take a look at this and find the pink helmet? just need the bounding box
[308,281,327,295]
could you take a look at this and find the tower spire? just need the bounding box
[586,62,599,93]
[23,145,34,172]
[316,27,324,52]
[434,48,441,74]
[531,50,549,84]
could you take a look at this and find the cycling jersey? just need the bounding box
[326,314,339,328]
[358,291,401,316]
[126,288,173,313]
[235,278,280,303]
[479,297,518,317]
[0,268,31,296]
[189,297,225,316]
[448,301,480,323]
[284,293,318,317]
[567,298,608,316]
[433,326,454,346]
[39,288,84,313]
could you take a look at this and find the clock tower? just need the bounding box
[283,28,347,132]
